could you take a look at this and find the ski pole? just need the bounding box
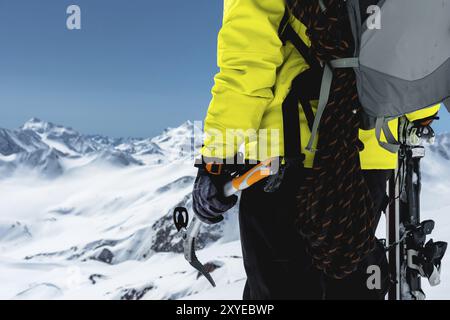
[388,117,447,300]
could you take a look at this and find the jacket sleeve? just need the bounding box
[406,104,441,122]
[201,0,285,159]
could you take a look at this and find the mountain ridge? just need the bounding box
[0,118,202,177]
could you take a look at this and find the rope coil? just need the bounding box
[288,0,377,279]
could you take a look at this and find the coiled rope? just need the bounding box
[288,0,377,279]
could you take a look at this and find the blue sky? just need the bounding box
[0,0,448,137]
[0,0,223,137]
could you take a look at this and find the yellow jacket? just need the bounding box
[202,0,440,169]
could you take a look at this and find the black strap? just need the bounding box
[278,9,321,70]
[380,193,390,214]
[282,84,304,164]
[300,99,315,132]
[278,8,323,164]
[291,68,322,131]
[278,6,291,41]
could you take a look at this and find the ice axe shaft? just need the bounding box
[223,157,279,197]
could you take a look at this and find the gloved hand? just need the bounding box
[192,166,238,225]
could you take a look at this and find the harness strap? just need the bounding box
[375,117,401,153]
[305,58,359,152]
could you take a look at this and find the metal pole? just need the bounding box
[387,168,401,300]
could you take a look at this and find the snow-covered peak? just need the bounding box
[21,117,44,127]
[22,118,79,138]
[21,118,54,133]
[151,121,202,161]
[0,127,48,156]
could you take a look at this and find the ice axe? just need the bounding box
[173,157,279,287]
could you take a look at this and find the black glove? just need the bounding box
[192,167,238,225]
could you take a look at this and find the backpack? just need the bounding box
[283,0,450,153]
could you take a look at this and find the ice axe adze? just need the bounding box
[173,158,279,287]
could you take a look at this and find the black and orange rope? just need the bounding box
[288,0,377,279]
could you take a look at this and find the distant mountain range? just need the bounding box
[0,118,240,300]
[0,118,202,178]
[0,119,448,300]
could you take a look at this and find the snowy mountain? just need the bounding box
[0,125,62,177]
[0,119,241,300]
[0,118,203,178]
[0,119,448,300]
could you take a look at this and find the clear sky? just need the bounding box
[0,0,448,137]
[0,0,223,137]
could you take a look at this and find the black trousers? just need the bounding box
[239,169,392,300]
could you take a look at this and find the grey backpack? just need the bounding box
[307,0,450,153]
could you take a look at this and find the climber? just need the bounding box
[192,0,441,300]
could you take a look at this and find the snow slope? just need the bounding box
[0,120,449,300]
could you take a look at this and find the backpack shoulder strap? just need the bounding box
[278,8,315,165]
[375,117,400,154]
[279,9,363,153]
[278,8,321,70]
[305,58,359,152]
